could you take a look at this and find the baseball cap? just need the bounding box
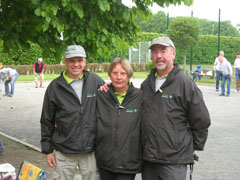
[65,45,86,59]
[38,58,43,62]
[149,36,175,49]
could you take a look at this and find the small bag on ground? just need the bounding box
[0,163,16,180]
[16,161,46,180]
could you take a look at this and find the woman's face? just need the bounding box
[110,64,129,93]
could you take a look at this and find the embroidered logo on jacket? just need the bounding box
[126,109,139,112]
[162,94,173,99]
[87,94,96,97]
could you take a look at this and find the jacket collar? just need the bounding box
[148,64,181,90]
[109,82,134,95]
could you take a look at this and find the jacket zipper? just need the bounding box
[114,104,125,169]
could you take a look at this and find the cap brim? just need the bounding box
[65,53,86,59]
[149,43,174,49]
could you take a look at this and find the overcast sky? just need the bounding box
[122,0,240,27]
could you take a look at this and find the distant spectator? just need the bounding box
[213,51,227,92]
[218,56,233,97]
[0,64,19,97]
[233,52,240,92]
[0,137,5,155]
[33,58,45,88]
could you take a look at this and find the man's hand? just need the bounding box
[46,153,56,167]
[98,82,110,92]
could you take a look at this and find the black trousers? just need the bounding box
[142,161,187,180]
[99,168,136,180]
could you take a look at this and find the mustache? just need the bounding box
[155,59,164,63]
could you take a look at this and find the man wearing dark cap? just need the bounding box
[234,52,240,92]
[40,45,105,180]
[140,37,211,180]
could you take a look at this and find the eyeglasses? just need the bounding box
[152,49,168,56]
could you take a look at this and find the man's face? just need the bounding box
[151,45,176,71]
[218,56,223,63]
[110,64,129,92]
[38,61,42,64]
[64,57,86,79]
[237,54,240,59]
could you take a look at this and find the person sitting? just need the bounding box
[192,65,202,81]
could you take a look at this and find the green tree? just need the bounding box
[0,0,193,61]
[198,19,240,37]
[136,11,167,33]
[167,17,200,73]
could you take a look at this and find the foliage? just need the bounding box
[136,11,240,37]
[167,17,200,73]
[172,35,240,66]
[199,19,240,37]
[136,11,167,33]
[0,40,58,65]
[168,17,200,50]
[0,0,193,60]
[148,60,155,70]
[2,32,240,66]
[133,33,240,67]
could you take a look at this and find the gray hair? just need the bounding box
[108,58,133,78]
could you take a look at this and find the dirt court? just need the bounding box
[1,80,240,180]
[0,134,52,178]
[0,82,52,178]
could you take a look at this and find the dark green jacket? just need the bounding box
[141,64,211,165]
[96,83,142,174]
[41,70,105,154]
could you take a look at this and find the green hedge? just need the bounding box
[2,63,148,75]
[1,33,240,65]
[137,32,240,65]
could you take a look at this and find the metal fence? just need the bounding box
[129,42,151,64]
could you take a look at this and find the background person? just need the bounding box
[233,52,240,92]
[0,137,5,155]
[40,45,105,180]
[218,56,233,97]
[213,51,227,91]
[0,64,19,97]
[96,58,142,180]
[33,58,45,88]
[141,37,211,180]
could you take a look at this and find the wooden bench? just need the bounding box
[201,69,214,81]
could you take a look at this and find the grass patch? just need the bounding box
[16,67,237,88]
[17,72,150,81]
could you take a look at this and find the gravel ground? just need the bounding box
[0,79,240,180]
